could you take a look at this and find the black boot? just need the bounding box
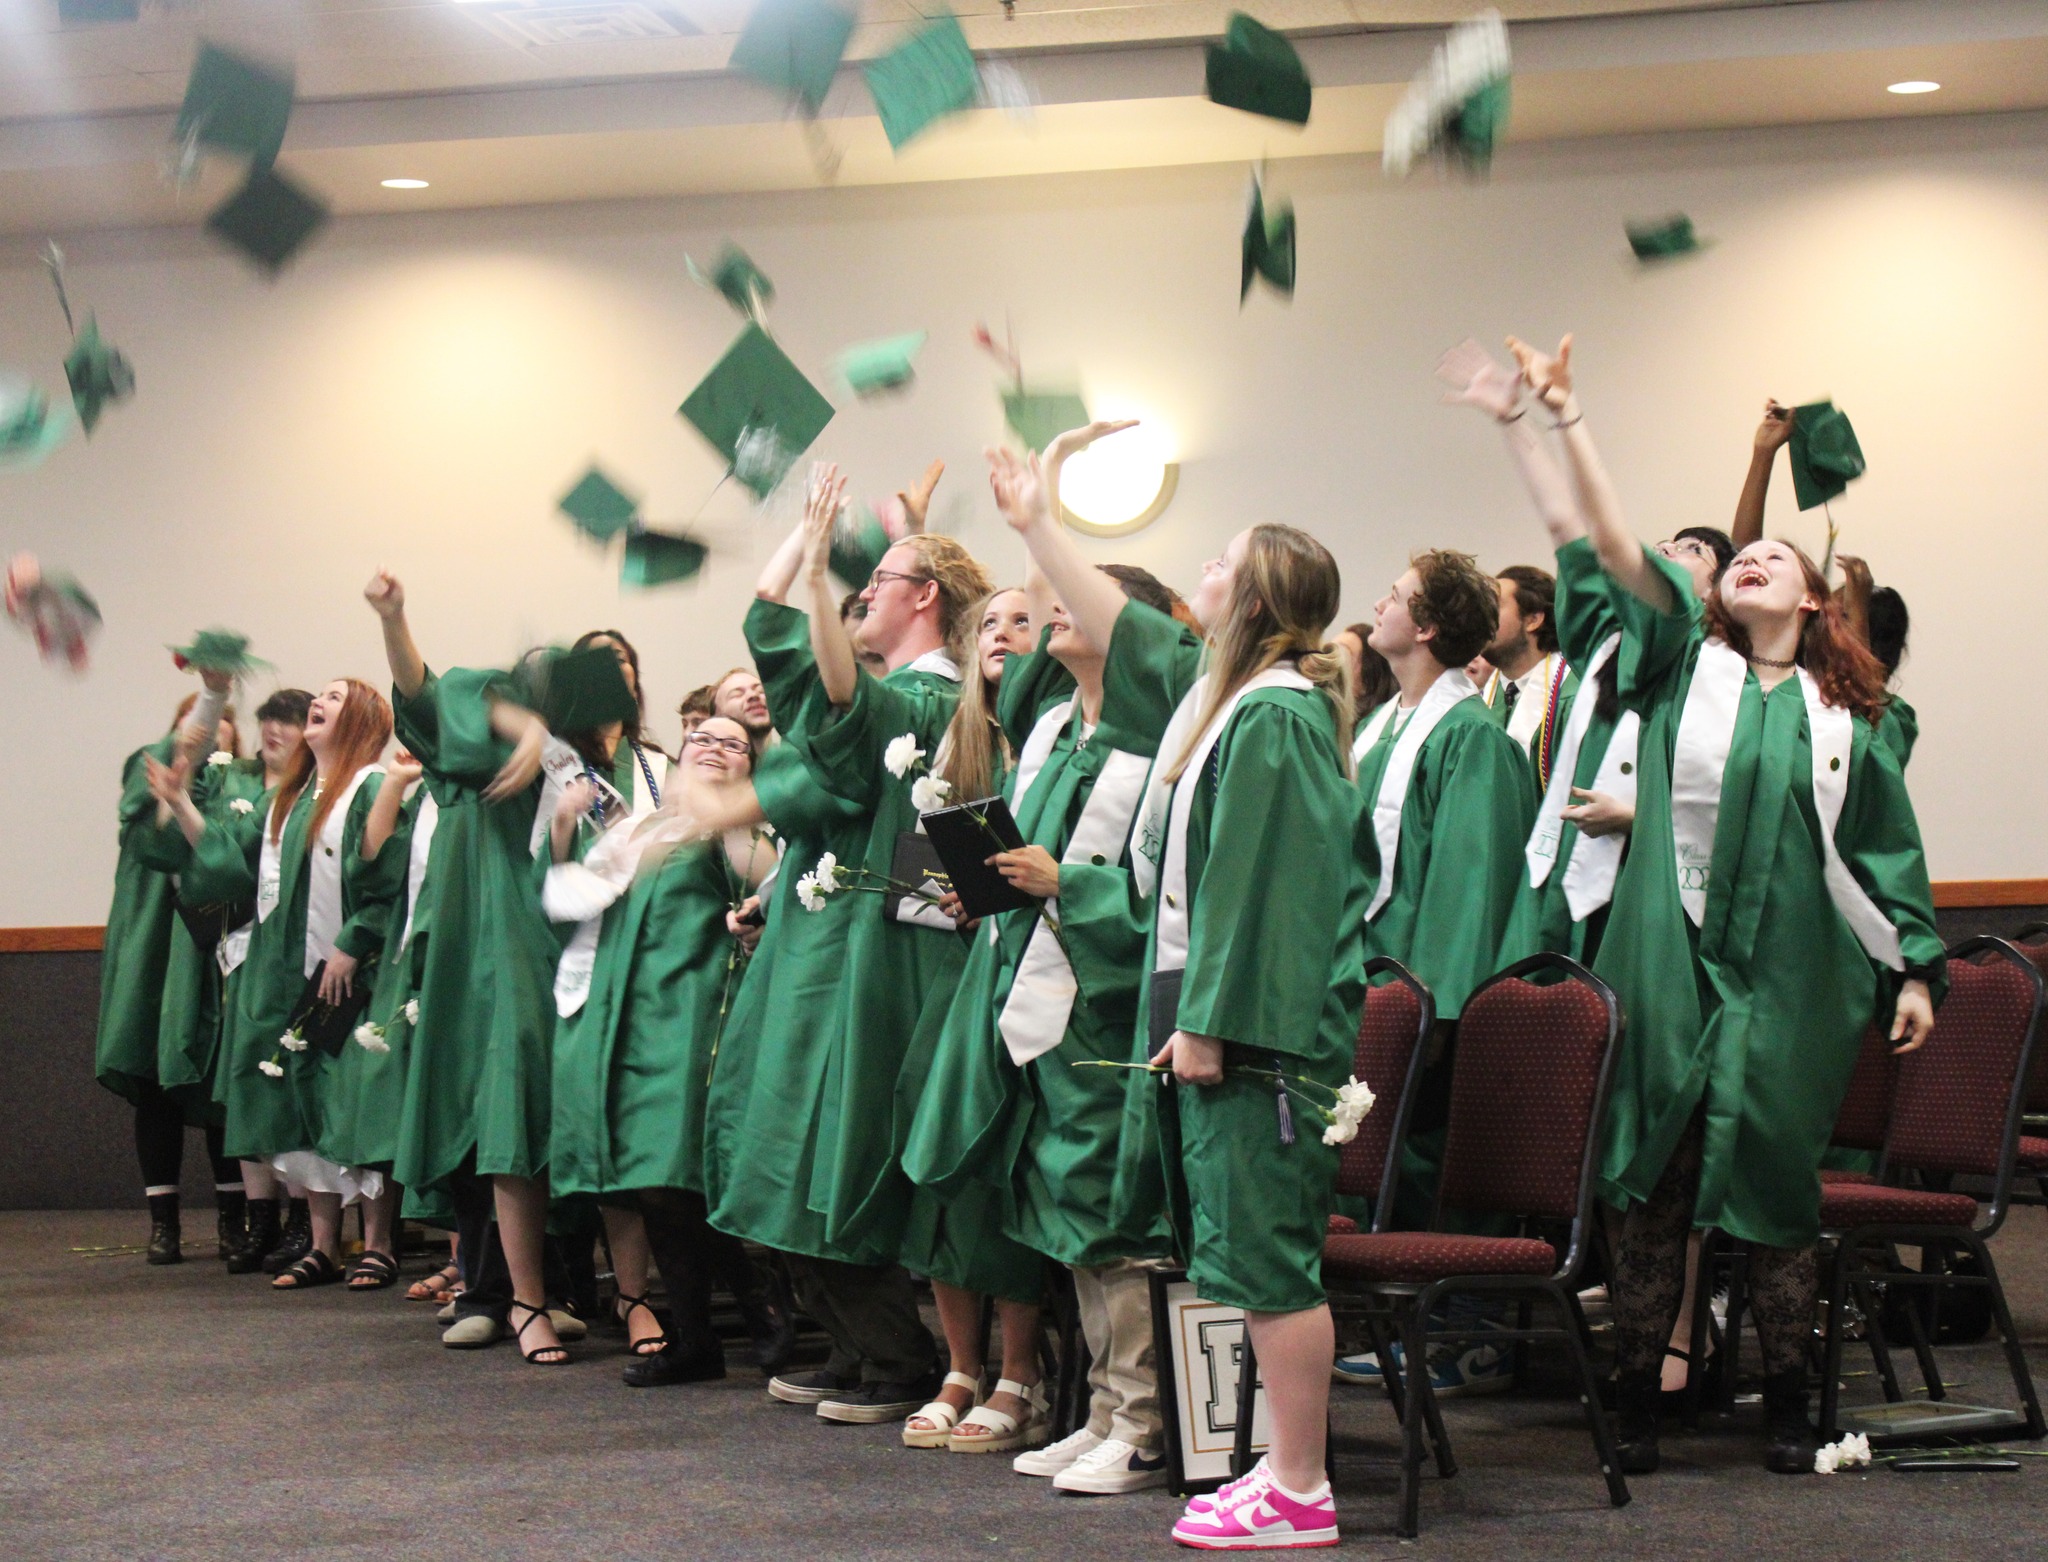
[734,1264,799,1375]
[228,1198,280,1274]
[146,1193,182,1266]
[1762,1368,1819,1474]
[1613,1369,1662,1475]
[215,1189,248,1262]
[622,1331,728,1388]
[263,1198,312,1275]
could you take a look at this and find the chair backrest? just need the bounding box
[1335,958,1436,1232]
[1829,1023,1899,1154]
[2010,925,2048,1113]
[1886,938,2045,1231]
[1437,954,1622,1267]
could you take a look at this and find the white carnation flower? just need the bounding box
[354,1023,390,1055]
[1321,1119,1356,1147]
[403,998,421,1025]
[207,750,233,767]
[228,797,255,815]
[278,1029,308,1053]
[258,1059,285,1078]
[1813,1444,1840,1475]
[883,733,926,779]
[796,874,826,913]
[813,851,839,889]
[910,775,953,813]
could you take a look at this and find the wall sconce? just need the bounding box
[1057,422,1179,538]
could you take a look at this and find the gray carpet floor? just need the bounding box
[6,1208,2048,1561]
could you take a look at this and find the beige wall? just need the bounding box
[5,110,2045,925]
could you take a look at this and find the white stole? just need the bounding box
[1360,667,1478,922]
[549,741,661,1018]
[995,698,1151,1066]
[400,791,439,949]
[303,766,382,978]
[1135,665,1315,975]
[1670,639,1902,970]
[1524,634,1641,921]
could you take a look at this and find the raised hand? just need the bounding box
[1436,338,1525,421]
[1754,399,1795,453]
[1044,419,1139,472]
[986,446,1049,534]
[364,569,405,620]
[144,752,190,805]
[554,777,596,827]
[386,749,424,790]
[1507,333,1574,410]
[895,459,945,536]
[801,463,848,580]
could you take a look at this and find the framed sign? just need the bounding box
[1149,1269,1270,1495]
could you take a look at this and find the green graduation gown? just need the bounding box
[95,734,188,1110]
[1592,548,1945,1249]
[1878,692,1917,769]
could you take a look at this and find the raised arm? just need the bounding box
[361,750,421,859]
[1509,334,1670,612]
[365,570,426,700]
[755,515,809,605]
[1730,399,1794,549]
[1437,339,1584,548]
[986,421,1134,654]
[801,465,861,708]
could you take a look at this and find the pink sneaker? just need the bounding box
[1171,1459,1338,1550]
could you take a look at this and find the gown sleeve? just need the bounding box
[1552,537,1622,667]
[1098,600,1204,757]
[745,598,831,743]
[181,791,268,906]
[1049,862,1149,1026]
[800,670,930,811]
[751,739,866,841]
[335,775,402,963]
[1174,699,1360,1060]
[1838,719,1946,997]
[1610,544,1705,707]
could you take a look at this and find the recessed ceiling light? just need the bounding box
[381,177,430,189]
[1887,80,1941,95]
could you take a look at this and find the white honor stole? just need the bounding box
[1357,666,1479,922]
[223,806,287,977]
[1133,665,1315,976]
[303,765,383,978]
[548,742,662,1018]
[996,699,1151,1067]
[1524,634,1641,921]
[1669,639,1902,969]
[399,791,439,950]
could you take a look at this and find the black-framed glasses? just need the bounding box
[867,567,932,592]
[685,731,752,757]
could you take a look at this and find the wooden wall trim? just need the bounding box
[0,926,105,953]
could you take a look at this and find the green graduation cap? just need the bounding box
[837,331,927,396]
[730,0,857,114]
[1205,14,1311,127]
[176,43,296,170]
[170,628,270,676]
[0,382,75,469]
[1240,177,1296,303]
[557,466,640,541]
[1383,9,1511,177]
[64,316,136,435]
[58,0,141,23]
[1788,400,1866,511]
[865,12,980,151]
[688,245,775,324]
[830,508,892,590]
[621,528,710,587]
[1002,389,1089,456]
[6,565,101,671]
[678,323,836,498]
[526,644,641,734]
[205,165,330,274]
[1627,213,1704,261]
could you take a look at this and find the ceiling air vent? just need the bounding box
[461,2,704,48]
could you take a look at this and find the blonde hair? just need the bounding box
[1163,524,1351,784]
[896,534,995,663]
[932,587,1023,804]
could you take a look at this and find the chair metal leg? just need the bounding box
[1512,1295,1533,1387]
[1683,1232,1718,1430]
[1396,1306,1433,1539]
[1232,1328,1260,1478]
[1963,1232,2048,1439]
[1819,1237,1854,1441]
[1852,1274,1905,1403]
[1718,1244,1748,1413]
[1553,1282,1630,1509]
[1886,1241,1946,1401]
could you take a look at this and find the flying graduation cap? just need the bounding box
[678,323,836,498]
[1626,213,1707,261]
[865,11,980,150]
[974,321,1088,455]
[1240,170,1296,303]
[1205,14,1311,126]
[836,331,927,397]
[174,43,331,273]
[687,245,776,326]
[558,465,641,542]
[1382,7,1511,178]
[730,0,857,114]
[555,464,709,585]
[0,377,74,470]
[44,245,135,435]
[1787,400,1866,512]
[169,628,271,677]
[4,554,101,671]
[620,530,710,587]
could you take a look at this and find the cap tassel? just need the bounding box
[1275,1071,1296,1146]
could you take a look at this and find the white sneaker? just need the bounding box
[1052,1437,1168,1494]
[1014,1426,1101,1477]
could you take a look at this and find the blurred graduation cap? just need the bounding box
[687,245,775,326]
[0,378,75,470]
[558,465,641,542]
[1626,213,1706,261]
[1241,171,1296,303]
[836,331,927,397]
[170,628,270,677]
[678,323,836,498]
[1002,390,1089,455]
[1382,7,1511,178]
[5,555,102,672]
[831,507,892,590]
[621,528,710,587]
[1206,14,1311,127]
[45,245,135,435]
[730,0,857,114]
[58,0,141,23]
[1788,400,1866,512]
[517,644,641,734]
[865,12,979,150]
[205,165,330,274]
[176,43,296,170]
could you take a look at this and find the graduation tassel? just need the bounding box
[1275,1068,1297,1146]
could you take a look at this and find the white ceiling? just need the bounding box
[1,0,2044,236]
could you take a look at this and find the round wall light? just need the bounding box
[1886,81,1941,95]
[1057,422,1179,538]
[381,177,431,189]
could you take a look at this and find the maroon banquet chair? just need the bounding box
[1816,937,2048,1443]
[1232,959,1436,1478]
[1319,953,1630,1538]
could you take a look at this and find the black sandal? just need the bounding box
[615,1291,670,1357]
[272,1250,342,1290]
[347,1251,400,1290]
[509,1299,570,1365]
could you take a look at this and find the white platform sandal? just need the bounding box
[949,1378,1050,1455]
[902,1371,982,1448]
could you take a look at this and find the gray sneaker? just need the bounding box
[817,1374,944,1424]
[768,1368,860,1405]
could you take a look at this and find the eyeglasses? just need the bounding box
[866,568,932,592]
[685,732,752,757]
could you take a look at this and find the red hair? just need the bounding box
[272,679,393,845]
[1705,545,1889,723]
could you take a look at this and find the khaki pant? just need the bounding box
[1074,1257,1171,1448]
